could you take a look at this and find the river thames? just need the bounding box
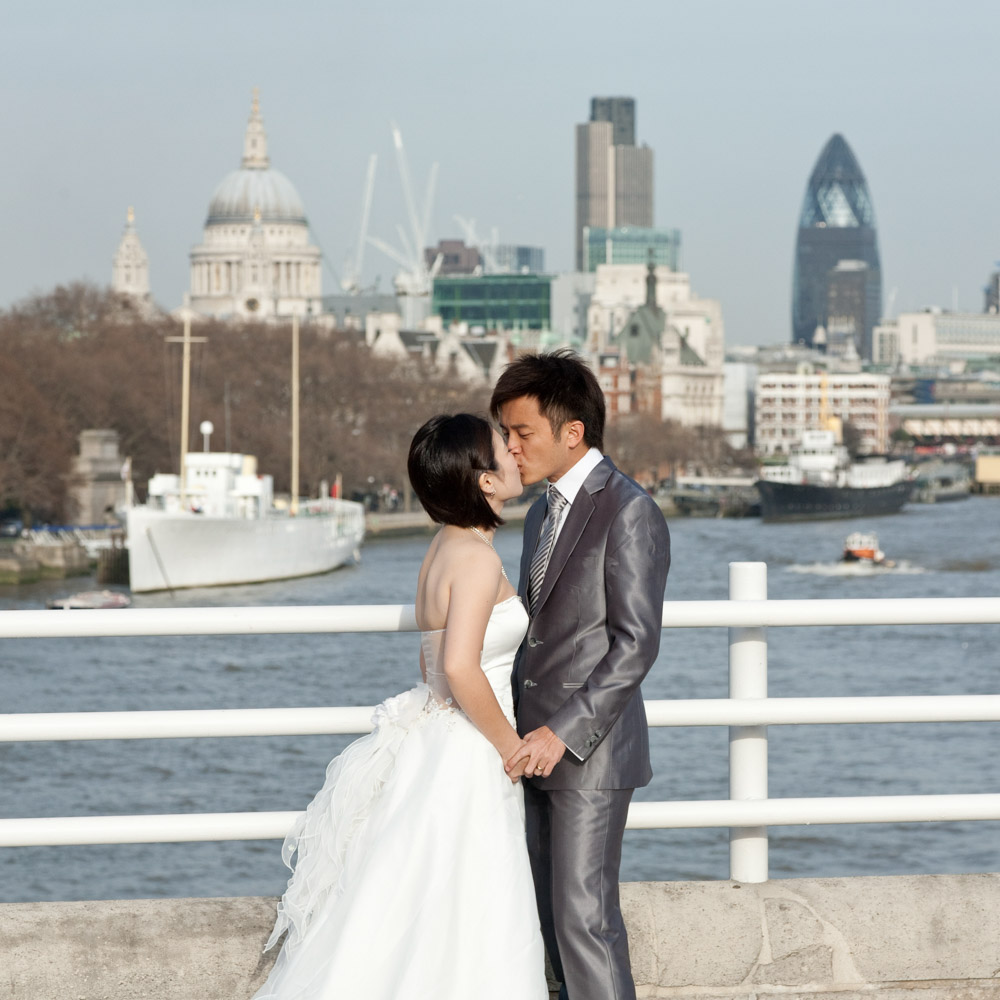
[1,497,998,902]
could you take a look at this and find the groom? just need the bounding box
[491,351,670,1000]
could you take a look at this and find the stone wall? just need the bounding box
[2,875,999,999]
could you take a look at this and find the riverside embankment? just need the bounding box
[3,874,999,999]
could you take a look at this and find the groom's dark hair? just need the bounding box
[407,413,504,529]
[490,349,605,451]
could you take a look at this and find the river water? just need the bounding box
[2,497,998,902]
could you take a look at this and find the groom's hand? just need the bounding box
[505,726,566,779]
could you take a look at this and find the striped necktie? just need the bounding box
[527,485,568,613]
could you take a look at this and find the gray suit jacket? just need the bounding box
[514,457,670,790]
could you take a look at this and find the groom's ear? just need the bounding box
[564,420,586,449]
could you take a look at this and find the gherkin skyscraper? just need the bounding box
[792,134,881,358]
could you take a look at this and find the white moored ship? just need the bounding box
[127,450,365,593]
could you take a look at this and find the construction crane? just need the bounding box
[453,215,501,274]
[368,123,441,327]
[340,154,378,295]
[883,286,897,321]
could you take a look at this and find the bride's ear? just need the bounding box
[479,471,497,500]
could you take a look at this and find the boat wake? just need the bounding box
[786,561,926,577]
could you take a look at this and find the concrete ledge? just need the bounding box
[621,874,1000,998]
[2,875,999,999]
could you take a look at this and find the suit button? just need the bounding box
[527,636,540,647]
[523,679,537,689]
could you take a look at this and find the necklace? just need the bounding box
[469,526,509,581]
[469,526,494,548]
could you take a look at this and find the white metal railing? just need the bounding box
[2,561,1000,883]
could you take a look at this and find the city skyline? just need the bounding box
[2,0,999,346]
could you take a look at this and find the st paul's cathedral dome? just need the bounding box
[188,91,322,320]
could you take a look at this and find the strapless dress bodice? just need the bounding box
[420,595,528,720]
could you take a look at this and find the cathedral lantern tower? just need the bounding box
[112,206,151,300]
[188,90,322,319]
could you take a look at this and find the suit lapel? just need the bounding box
[533,458,614,614]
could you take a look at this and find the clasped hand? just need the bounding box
[504,726,566,780]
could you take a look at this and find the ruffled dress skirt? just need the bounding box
[253,683,548,999]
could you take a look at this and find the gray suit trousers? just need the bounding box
[523,781,635,1000]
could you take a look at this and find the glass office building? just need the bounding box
[792,134,882,358]
[492,245,545,274]
[432,274,551,330]
[590,96,635,146]
[583,226,681,271]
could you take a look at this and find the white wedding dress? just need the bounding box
[253,595,548,1000]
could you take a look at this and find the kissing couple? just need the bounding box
[252,350,671,1000]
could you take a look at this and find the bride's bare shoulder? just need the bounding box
[416,528,501,628]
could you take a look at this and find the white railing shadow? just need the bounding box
[2,562,1000,883]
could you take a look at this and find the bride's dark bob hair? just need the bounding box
[407,413,504,530]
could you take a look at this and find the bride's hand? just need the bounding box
[504,739,531,782]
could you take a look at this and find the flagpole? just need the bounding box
[166,296,206,510]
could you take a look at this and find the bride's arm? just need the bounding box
[441,547,525,767]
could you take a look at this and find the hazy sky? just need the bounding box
[3,0,998,345]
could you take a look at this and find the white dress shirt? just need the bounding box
[548,447,604,545]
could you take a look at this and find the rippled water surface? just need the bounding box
[2,497,998,901]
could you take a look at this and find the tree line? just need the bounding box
[0,284,745,523]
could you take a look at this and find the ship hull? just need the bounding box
[127,505,365,593]
[755,479,915,523]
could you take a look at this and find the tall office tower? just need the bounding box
[590,96,635,146]
[985,270,1000,314]
[575,99,653,270]
[614,145,654,227]
[792,133,881,359]
[576,121,613,270]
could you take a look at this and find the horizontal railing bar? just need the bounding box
[4,793,1000,846]
[0,812,301,847]
[5,695,1000,742]
[0,707,377,742]
[644,695,1000,727]
[2,596,1000,639]
[0,605,420,639]
[626,794,1000,829]
[665,597,1000,629]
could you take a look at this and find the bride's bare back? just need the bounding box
[413,524,523,773]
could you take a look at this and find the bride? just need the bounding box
[252,413,548,1000]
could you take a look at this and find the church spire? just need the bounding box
[112,206,150,298]
[241,87,270,169]
[645,249,658,309]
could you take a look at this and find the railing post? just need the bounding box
[729,561,768,882]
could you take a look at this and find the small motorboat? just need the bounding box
[841,532,894,568]
[46,590,132,610]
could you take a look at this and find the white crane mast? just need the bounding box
[453,215,501,274]
[341,154,378,295]
[368,123,441,328]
